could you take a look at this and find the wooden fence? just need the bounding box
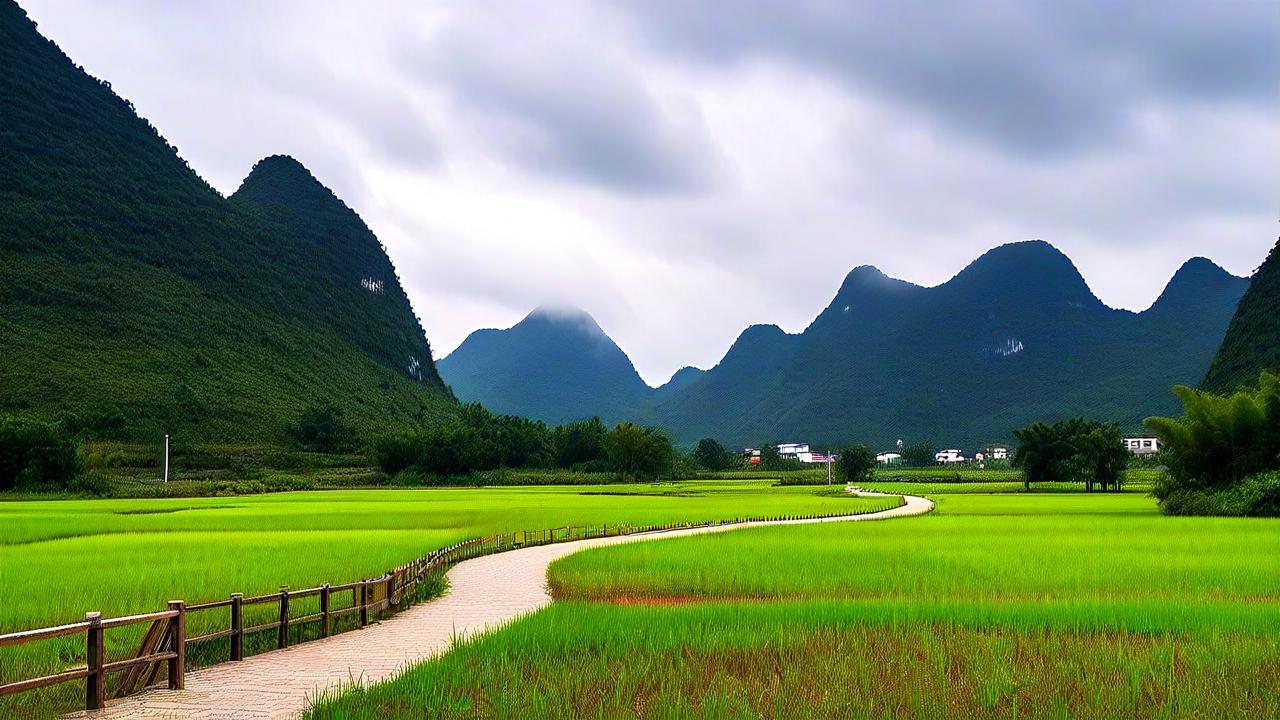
[0,510,865,711]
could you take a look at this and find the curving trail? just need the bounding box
[65,491,933,720]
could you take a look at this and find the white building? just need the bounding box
[935,448,967,464]
[985,444,1011,461]
[777,442,813,463]
[1124,437,1161,456]
[876,451,902,465]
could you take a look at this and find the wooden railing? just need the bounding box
[0,507,888,712]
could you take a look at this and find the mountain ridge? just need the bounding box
[440,240,1248,448]
[0,2,454,440]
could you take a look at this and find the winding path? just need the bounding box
[65,492,933,720]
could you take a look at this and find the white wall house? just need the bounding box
[1124,437,1160,455]
[876,451,902,465]
[985,444,1011,461]
[935,448,967,464]
[777,442,814,463]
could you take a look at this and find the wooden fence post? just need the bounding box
[277,587,290,649]
[86,612,104,710]
[230,593,244,661]
[359,580,369,627]
[167,600,185,690]
[385,576,394,616]
[319,584,331,638]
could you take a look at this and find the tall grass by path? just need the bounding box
[308,491,1280,720]
[307,601,1280,720]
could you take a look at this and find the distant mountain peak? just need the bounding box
[1148,256,1247,315]
[522,306,607,337]
[438,305,648,424]
[946,239,1102,308]
[657,365,705,395]
[233,155,343,209]
[735,323,789,344]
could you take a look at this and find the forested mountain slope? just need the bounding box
[0,2,453,441]
[656,242,1247,448]
[436,241,1247,449]
[1202,238,1280,393]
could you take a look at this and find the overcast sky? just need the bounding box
[23,1,1278,385]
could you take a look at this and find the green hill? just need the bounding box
[1202,238,1280,393]
[437,307,650,425]
[657,242,1247,449]
[0,2,454,442]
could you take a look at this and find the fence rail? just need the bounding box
[0,507,883,711]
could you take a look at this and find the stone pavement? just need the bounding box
[64,492,933,720]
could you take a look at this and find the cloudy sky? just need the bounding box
[23,1,1278,385]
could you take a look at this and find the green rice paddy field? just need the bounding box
[0,482,892,717]
[308,490,1280,720]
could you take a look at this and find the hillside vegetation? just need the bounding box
[1202,238,1280,393]
[0,3,454,442]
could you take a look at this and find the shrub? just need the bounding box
[835,446,875,483]
[0,415,82,491]
[369,431,426,475]
[284,402,356,453]
[1155,471,1280,518]
[66,471,113,496]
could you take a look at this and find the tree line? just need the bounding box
[367,405,678,480]
[1144,372,1280,516]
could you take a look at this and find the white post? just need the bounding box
[163,434,170,483]
[826,457,832,485]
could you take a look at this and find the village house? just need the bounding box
[745,443,835,465]
[985,444,1011,461]
[935,448,967,464]
[1124,436,1161,455]
[876,451,902,465]
[776,442,813,462]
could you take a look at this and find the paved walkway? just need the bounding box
[66,492,933,720]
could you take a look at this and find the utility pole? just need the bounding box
[826,456,832,485]
[163,434,170,483]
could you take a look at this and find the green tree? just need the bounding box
[552,417,608,469]
[1013,418,1129,491]
[834,445,875,483]
[0,416,82,491]
[1078,422,1129,492]
[693,438,733,471]
[604,423,674,479]
[1145,374,1280,492]
[1013,422,1066,490]
[900,442,935,467]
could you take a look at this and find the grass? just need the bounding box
[307,490,1280,719]
[0,481,893,718]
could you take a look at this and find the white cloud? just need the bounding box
[20,0,1278,385]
